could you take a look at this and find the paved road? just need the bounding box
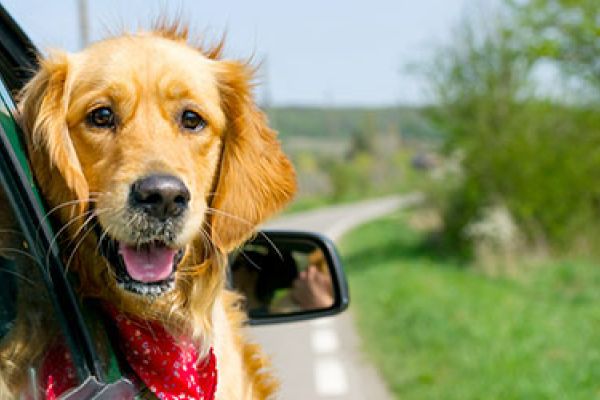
[247,194,422,400]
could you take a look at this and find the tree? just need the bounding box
[509,0,600,94]
[421,1,600,257]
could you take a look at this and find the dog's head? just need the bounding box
[18,26,295,311]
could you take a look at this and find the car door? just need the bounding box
[0,98,97,398]
[0,14,140,396]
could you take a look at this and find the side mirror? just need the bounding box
[229,230,350,325]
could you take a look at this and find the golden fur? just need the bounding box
[0,22,295,399]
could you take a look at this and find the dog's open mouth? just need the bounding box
[96,225,185,296]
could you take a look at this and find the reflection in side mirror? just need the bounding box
[228,230,349,325]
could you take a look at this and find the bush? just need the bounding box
[424,3,600,259]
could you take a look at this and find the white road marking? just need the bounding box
[314,357,349,397]
[311,319,348,396]
[311,328,340,354]
[311,317,335,327]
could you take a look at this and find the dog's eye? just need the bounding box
[87,107,116,129]
[181,110,206,132]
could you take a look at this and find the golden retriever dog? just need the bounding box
[0,21,296,399]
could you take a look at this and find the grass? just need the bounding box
[339,211,600,399]
[284,196,332,214]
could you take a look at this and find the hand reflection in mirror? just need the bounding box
[231,243,335,316]
[290,250,334,310]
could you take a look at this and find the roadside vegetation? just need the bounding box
[281,0,600,263]
[269,106,439,212]
[423,0,600,261]
[340,211,600,399]
[296,0,600,398]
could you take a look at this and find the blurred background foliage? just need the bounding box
[332,2,600,396]
[278,0,600,266]
[268,106,440,212]
[426,0,600,261]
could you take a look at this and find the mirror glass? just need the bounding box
[230,237,336,318]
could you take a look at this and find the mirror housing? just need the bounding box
[229,230,350,325]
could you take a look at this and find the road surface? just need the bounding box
[248,194,422,400]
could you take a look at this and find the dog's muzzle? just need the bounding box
[95,174,191,297]
[97,235,185,296]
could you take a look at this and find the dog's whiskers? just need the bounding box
[0,228,26,238]
[198,224,214,255]
[37,196,101,229]
[66,207,110,248]
[204,207,252,227]
[180,225,215,276]
[91,210,133,258]
[44,211,98,272]
[34,194,108,246]
[239,250,264,272]
[64,223,96,277]
[204,207,283,259]
[0,253,38,286]
[0,247,44,272]
[63,208,112,277]
[94,222,116,282]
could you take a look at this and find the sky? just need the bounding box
[3,0,474,106]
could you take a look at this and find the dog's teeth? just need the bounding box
[138,284,149,295]
[115,274,175,297]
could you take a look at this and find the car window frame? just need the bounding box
[0,85,104,384]
[0,3,109,386]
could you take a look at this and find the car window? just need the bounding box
[0,53,137,397]
[0,173,88,397]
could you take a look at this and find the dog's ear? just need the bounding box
[210,61,296,252]
[18,52,88,209]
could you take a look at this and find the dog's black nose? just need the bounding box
[130,175,190,219]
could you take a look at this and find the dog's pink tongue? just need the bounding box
[119,243,176,283]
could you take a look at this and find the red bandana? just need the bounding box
[42,309,218,400]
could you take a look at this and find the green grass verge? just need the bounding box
[339,212,600,399]
[285,196,332,214]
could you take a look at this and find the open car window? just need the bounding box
[0,62,99,396]
[0,141,89,397]
[0,45,139,397]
